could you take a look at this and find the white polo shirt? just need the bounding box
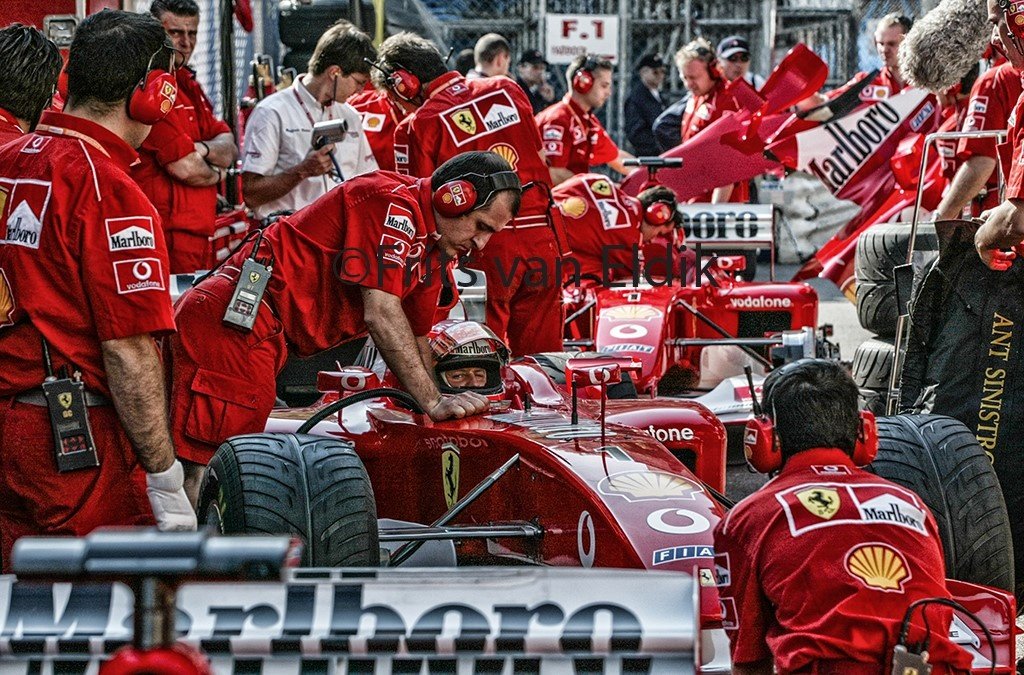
[241,78,378,218]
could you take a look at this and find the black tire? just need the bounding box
[850,337,894,415]
[855,224,938,336]
[866,415,1015,596]
[199,433,379,567]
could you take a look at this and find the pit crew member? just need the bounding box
[535,54,634,185]
[935,59,1021,220]
[168,152,521,501]
[0,10,197,568]
[241,21,377,219]
[717,35,765,90]
[714,359,972,674]
[975,0,1024,267]
[623,52,667,157]
[348,85,405,171]
[378,32,563,355]
[132,0,237,273]
[429,320,509,400]
[0,24,62,144]
[466,33,511,80]
[552,174,688,284]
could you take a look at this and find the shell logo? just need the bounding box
[598,470,701,502]
[489,143,519,170]
[559,196,588,218]
[845,543,910,592]
[602,304,663,321]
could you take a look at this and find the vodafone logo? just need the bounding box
[727,296,792,309]
[113,257,165,295]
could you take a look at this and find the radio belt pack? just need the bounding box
[40,339,99,472]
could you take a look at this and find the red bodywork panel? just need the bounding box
[946,579,1018,672]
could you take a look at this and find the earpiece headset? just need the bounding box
[571,56,600,94]
[364,57,423,103]
[643,200,676,227]
[432,171,521,218]
[998,0,1024,53]
[693,45,723,81]
[742,361,879,474]
[128,47,178,124]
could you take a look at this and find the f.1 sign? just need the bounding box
[545,14,619,63]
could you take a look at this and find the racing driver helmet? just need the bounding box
[429,320,510,401]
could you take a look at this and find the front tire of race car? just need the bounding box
[198,433,379,567]
[866,415,1015,596]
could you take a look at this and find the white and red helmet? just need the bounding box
[428,320,510,400]
[1000,0,1024,45]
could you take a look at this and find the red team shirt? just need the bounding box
[554,173,643,280]
[0,111,175,398]
[998,72,1024,201]
[349,88,404,172]
[132,68,230,257]
[714,448,973,674]
[394,71,551,225]
[535,95,620,175]
[957,63,1022,211]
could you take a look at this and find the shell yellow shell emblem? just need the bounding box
[0,269,14,329]
[598,471,700,502]
[489,143,519,170]
[559,196,588,218]
[450,109,476,135]
[591,179,613,196]
[845,544,910,592]
[795,487,840,519]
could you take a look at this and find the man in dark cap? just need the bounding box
[625,52,667,156]
[717,35,765,89]
[515,49,556,113]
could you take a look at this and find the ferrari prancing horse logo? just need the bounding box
[441,442,460,508]
[58,392,73,409]
[450,109,477,135]
[249,271,261,284]
[796,487,840,519]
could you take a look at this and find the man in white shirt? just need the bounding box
[242,21,378,218]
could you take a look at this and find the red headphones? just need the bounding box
[128,48,178,124]
[571,56,600,94]
[365,58,422,102]
[432,171,521,218]
[643,201,675,227]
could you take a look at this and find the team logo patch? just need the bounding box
[571,124,586,144]
[489,143,519,170]
[559,196,588,218]
[113,258,165,294]
[810,464,852,476]
[597,470,702,502]
[845,543,910,592]
[378,233,410,266]
[590,179,613,197]
[440,90,522,147]
[543,140,564,156]
[441,443,460,508]
[0,180,51,249]
[383,203,416,239]
[795,487,840,519]
[20,135,51,154]
[777,482,929,537]
[159,81,177,114]
[450,108,477,135]
[105,216,156,252]
[714,552,731,586]
[595,199,629,230]
[543,125,564,140]
[970,96,989,115]
[394,144,409,166]
[0,268,15,329]
[652,544,714,566]
[362,112,386,131]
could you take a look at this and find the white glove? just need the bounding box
[146,460,198,531]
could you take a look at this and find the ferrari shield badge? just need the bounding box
[249,271,261,283]
[441,442,460,508]
[795,487,840,519]
[450,109,476,135]
[57,392,73,409]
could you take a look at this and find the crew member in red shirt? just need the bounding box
[0,11,195,568]
[0,25,62,145]
[715,359,972,674]
[348,85,405,171]
[132,0,237,274]
[936,60,1022,219]
[535,54,633,185]
[553,174,682,283]
[168,152,520,500]
[378,32,563,355]
[975,0,1024,268]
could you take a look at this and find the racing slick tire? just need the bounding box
[855,223,938,337]
[198,433,379,567]
[866,414,1015,596]
[850,336,895,415]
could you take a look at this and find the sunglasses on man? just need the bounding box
[727,53,750,63]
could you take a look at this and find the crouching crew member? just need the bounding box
[0,10,196,569]
[552,174,686,284]
[168,152,521,501]
[714,359,973,674]
[0,24,62,145]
